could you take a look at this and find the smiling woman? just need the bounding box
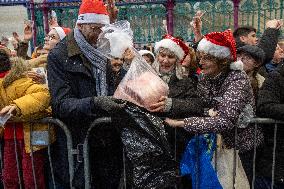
[165,29,263,153]
[165,30,264,188]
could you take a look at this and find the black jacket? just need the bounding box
[256,62,284,182]
[167,75,204,118]
[47,32,122,188]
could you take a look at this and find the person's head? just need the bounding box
[182,47,197,67]
[154,34,189,74]
[273,44,284,63]
[0,37,9,47]
[139,50,155,65]
[237,45,265,73]
[32,45,43,58]
[197,29,237,77]
[0,48,11,73]
[182,46,198,76]
[9,37,18,50]
[110,57,123,72]
[76,0,110,45]
[43,27,71,51]
[233,26,258,46]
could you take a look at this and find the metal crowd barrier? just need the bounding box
[1,117,283,189]
[248,118,284,189]
[0,118,75,189]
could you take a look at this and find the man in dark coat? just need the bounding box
[47,0,124,188]
[256,62,284,188]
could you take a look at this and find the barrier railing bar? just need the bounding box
[13,123,22,189]
[271,123,278,189]
[83,117,112,189]
[0,134,3,179]
[122,147,127,189]
[47,123,56,189]
[252,122,258,189]
[30,123,38,189]
[247,118,284,124]
[233,127,237,189]
[195,134,200,189]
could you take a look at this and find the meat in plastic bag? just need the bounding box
[96,20,169,109]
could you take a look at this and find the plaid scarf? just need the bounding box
[74,28,108,96]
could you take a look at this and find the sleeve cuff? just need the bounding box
[164,98,172,112]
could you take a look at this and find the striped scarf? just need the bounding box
[74,28,108,96]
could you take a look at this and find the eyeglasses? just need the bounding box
[88,24,105,31]
[45,34,58,41]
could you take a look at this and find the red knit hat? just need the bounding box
[53,27,71,40]
[197,29,237,61]
[77,0,110,25]
[154,34,189,60]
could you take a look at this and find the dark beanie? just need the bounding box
[0,48,11,73]
[237,45,265,65]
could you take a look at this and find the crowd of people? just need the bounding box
[0,0,284,188]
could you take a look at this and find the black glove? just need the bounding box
[93,96,126,115]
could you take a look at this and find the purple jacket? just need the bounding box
[184,69,263,151]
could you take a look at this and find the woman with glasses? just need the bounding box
[165,31,263,187]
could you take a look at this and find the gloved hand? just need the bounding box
[93,96,126,115]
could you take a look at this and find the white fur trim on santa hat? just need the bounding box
[197,38,231,59]
[76,13,110,25]
[139,50,155,60]
[230,60,244,71]
[155,39,184,60]
[53,27,66,40]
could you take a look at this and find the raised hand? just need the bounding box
[190,10,205,42]
[23,21,33,42]
[148,96,167,112]
[266,19,283,30]
[107,0,119,23]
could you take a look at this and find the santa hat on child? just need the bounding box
[53,27,71,40]
[154,34,189,61]
[197,29,237,61]
[76,0,110,25]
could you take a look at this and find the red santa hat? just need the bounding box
[197,29,237,61]
[76,0,110,25]
[53,27,71,40]
[154,34,189,60]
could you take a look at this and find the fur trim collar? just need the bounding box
[2,58,29,88]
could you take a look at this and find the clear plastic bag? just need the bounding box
[97,21,169,109]
[97,20,134,59]
[237,104,254,128]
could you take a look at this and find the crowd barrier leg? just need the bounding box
[40,117,75,189]
[271,123,278,189]
[13,123,23,189]
[83,117,112,189]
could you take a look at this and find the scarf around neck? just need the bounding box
[74,28,108,96]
